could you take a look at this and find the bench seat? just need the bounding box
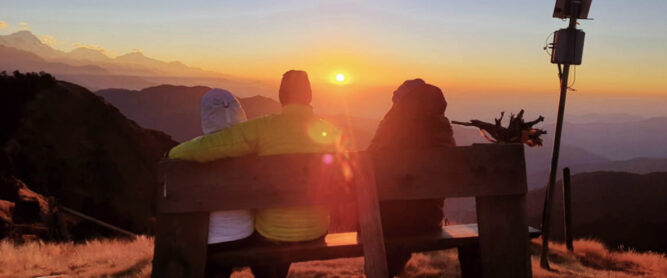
[207,224,541,266]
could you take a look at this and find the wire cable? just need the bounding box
[543,32,554,56]
[567,66,577,91]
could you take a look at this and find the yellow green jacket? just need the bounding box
[168,104,341,242]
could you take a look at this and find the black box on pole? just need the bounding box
[553,0,592,19]
[551,29,585,65]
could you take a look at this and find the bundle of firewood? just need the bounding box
[452,110,547,147]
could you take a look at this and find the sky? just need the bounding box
[1,0,667,118]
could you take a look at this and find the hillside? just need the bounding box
[527,171,667,253]
[0,72,176,238]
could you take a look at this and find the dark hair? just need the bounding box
[278,70,312,105]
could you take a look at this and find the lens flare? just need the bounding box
[307,120,339,145]
[322,153,334,165]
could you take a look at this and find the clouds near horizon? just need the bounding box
[0,21,7,30]
[40,35,55,47]
[18,22,29,30]
[72,42,116,57]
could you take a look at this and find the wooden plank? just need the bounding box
[205,224,541,266]
[158,144,527,213]
[158,153,352,213]
[373,144,527,201]
[151,212,209,278]
[353,153,390,278]
[476,194,531,278]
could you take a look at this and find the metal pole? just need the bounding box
[541,2,580,269]
[562,167,574,251]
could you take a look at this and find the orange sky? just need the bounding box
[2,1,666,116]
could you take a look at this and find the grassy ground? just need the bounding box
[0,237,665,278]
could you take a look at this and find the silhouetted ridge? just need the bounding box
[0,71,56,144]
[527,171,667,253]
[1,72,176,239]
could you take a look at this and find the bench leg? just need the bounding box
[458,244,482,278]
[475,194,531,278]
[355,154,390,278]
[251,263,290,278]
[386,251,411,277]
[205,265,233,278]
[152,212,209,278]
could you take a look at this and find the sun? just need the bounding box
[335,73,345,82]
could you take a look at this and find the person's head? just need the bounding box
[392,78,425,104]
[393,82,447,118]
[279,70,312,106]
[200,88,248,135]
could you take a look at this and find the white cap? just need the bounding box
[200,88,248,135]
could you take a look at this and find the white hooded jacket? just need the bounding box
[200,88,254,244]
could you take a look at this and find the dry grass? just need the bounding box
[531,238,667,278]
[0,236,153,278]
[0,236,664,278]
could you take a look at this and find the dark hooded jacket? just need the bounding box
[369,79,455,235]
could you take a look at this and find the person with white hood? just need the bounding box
[171,71,342,278]
[200,88,255,244]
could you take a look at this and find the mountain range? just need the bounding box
[0,31,273,95]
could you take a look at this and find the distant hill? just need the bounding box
[0,31,65,59]
[542,118,667,160]
[566,113,647,124]
[453,125,611,190]
[573,157,667,174]
[0,72,176,238]
[527,171,667,253]
[97,85,382,150]
[97,85,282,142]
[527,157,667,192]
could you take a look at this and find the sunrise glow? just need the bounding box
[336,73,345,82]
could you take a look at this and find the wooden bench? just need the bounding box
[152,144,537,278]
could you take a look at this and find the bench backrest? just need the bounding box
[152,143,529,278]
[157,144,526,213]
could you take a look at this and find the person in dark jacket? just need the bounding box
[368,78,456,276]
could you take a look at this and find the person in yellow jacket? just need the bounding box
[169,70,342,276]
